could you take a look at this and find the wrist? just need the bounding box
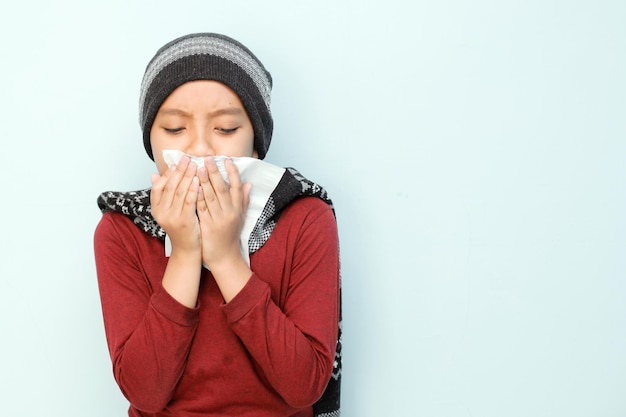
[162,247,203,309]
[169,246,202,265]
[207,250,247,275]
[208,253,253,303]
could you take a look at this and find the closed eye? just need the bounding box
[164,127,184,134]
[217,127,239,134]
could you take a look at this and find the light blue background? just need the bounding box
[1,1,624,416]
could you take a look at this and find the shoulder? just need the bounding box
[94,212,166,273]
[94,212,158,255]
[277,196,337,238]
[95,211,138,241]
[273,196,338,246]
[280,196,335,224]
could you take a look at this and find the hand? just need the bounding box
[150,156,201,255]
[196,157,251,271]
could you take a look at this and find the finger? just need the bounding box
[197,165,216,217]
[170,160,198,215]
[205,157,231,205]
[196,184,209,218]
[198,158,221,210]
[150,173,167,207]
[184,176,200,210]
[161,156,191,208]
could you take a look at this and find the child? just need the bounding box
[94,33,341,417]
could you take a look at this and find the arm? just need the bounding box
[151,156,203,308]
[222,200,340,408]
[95,156,204,411]
[196,157,253,302]
[94,213,199,412]
[195,160,339,406]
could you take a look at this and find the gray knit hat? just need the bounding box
[139,33,273,160]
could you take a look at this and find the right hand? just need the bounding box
[150,156,201,254]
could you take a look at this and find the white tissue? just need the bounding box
[163,149,209,171]
[161,149,286,268]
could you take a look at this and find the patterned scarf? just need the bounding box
[97,167,342,417]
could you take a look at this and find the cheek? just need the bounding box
[150,133,168,174]
[245,130,256,156]
[153,155,169,175]
[157,161,169,175]
[149,132,161,157]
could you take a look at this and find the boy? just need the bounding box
[94,33,341,417]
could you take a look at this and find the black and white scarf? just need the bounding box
[97,167,342,417]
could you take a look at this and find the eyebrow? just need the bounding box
[157,108,191,117]
[207,107,245,117]
[157,107,245,118]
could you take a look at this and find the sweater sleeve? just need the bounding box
[221,199,340,408]
[94,212,200,413]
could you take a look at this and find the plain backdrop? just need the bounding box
[1,1,624,416]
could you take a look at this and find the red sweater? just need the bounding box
[94,196,339,417]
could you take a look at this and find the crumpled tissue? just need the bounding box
[161,150,285,268]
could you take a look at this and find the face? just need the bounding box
[150,80,257,174]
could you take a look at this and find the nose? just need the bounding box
[185,127,214,157]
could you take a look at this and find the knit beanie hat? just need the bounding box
[139,33,273,160]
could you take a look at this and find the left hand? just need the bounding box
[196,157,251,271]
